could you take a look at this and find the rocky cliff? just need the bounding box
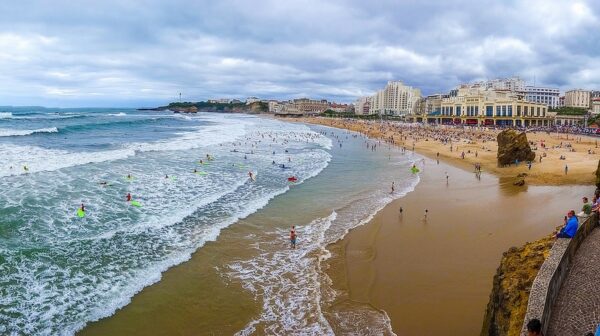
[497,130,536,166]
[480,231,556,336]
[147,101,269,114]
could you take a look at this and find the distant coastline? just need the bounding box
[138,101,268,114]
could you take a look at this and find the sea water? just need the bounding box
[0,108,418,335]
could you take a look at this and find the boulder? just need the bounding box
[497,130,535,166]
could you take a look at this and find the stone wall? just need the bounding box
[520,214,598,335]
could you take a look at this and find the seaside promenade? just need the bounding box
[547,227,600,335]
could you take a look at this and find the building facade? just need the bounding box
[525,86,560,109]
[592,98,600,115]
[354,97,372,115]
[370,81,421,116]
[278,98,329,116]
[565,89,591,109]
[434,88,550,126]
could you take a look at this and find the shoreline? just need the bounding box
[320,155,593,335]
[295,117,599,186]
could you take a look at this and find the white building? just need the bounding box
[592,98,600,115]
[525,86,560,109]
[354,96,373,115]
[268,101,281,114]
[565,89,591,109]
[370,81,421,116]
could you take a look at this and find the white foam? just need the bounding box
[0,127,59,137]
[0,112,13,118]
[107,112,126,117]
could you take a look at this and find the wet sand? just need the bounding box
[323,157,593,335]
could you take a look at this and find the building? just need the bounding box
[482,77,525,92]
[328,103,352,113]
[278,98,329,116]
[268,100,281,114]
[370,81,421,116]
[434,87,550,127]
[559,96,565,107]
[525,86,560,109]
[354,97,372,115]
[592,98,600,115]
[564,89,591,109]
[553,114,586,126]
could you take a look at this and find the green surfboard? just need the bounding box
[77,209,85,218]
[131,200,141,207]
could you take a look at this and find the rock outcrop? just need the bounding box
[480,232,556,336]
[497,130,535,166]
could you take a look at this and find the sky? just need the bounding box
[0,0,599,107]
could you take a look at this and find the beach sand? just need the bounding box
[322,155,593,335]
[301,117,600,186]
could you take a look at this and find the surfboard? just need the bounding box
[130,200,141,207]
[251,172,257,181]
[195,171,208,176]
[77,209,85,218]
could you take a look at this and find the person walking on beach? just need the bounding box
[290,226,297,249]
[565,164,568,175]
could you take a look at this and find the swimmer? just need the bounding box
[248,171,254,180]
[165,174,169,179]
[127,174,132,179]
[391,181,395,193]
[80,203,85,212]
[126,193,131,201]
[194,169,198,173]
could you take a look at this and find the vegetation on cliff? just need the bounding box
[480,231,557,336]
[157,101,268,113]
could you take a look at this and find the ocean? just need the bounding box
[0,108,419,335]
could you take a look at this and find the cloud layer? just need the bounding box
[0,0,598,107]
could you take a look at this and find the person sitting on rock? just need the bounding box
[556,210,578,239]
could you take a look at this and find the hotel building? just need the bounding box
[525,86,560,109]
[565,89,591,109]
[370,81,421,116]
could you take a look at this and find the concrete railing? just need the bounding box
[520,213,598,336]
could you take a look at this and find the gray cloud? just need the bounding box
[0,0,598,107]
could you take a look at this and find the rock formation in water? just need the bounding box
[497,130,535,166]
[480,232,556,336]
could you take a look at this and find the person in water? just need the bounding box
[391,181,395,193]
[165,174,169,179]
[126,193,131,202]
[248,171,254,180]
[127,174,132,179]
[193,169,198,173]
[199,159,204,164]
[290,226,297,249]
[23,165,29,172]
[80,203,85,212]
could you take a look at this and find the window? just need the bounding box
[456,106,461,115]
[486,106,493,116]
[517,105,521,116]
[475,106,479,115]
[496,106,501,116]
[502,105,507,116]
[508,105,513,117]
[524,106,528,116]
[537,107,540,116]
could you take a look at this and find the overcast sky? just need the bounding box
[0,0,599,107]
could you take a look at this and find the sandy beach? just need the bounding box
[322,156,592,335]
[300,117,600,186]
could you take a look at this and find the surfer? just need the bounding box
[127,174,132,179]
[272,160,276,165]
[248,171,254,180]
[194,169,198,173]
[80,203,85,212]
[126,193,131,202]
[99,181,108,186]
[290,226,297,249]
[23,165,29,172]
[165,174,169,179]
[199,159,204,165]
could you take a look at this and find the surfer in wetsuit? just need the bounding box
[126,193,131,202]
[80,203,85,212]
[248,171,254,180]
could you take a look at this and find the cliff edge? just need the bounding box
[480,231,556,336]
